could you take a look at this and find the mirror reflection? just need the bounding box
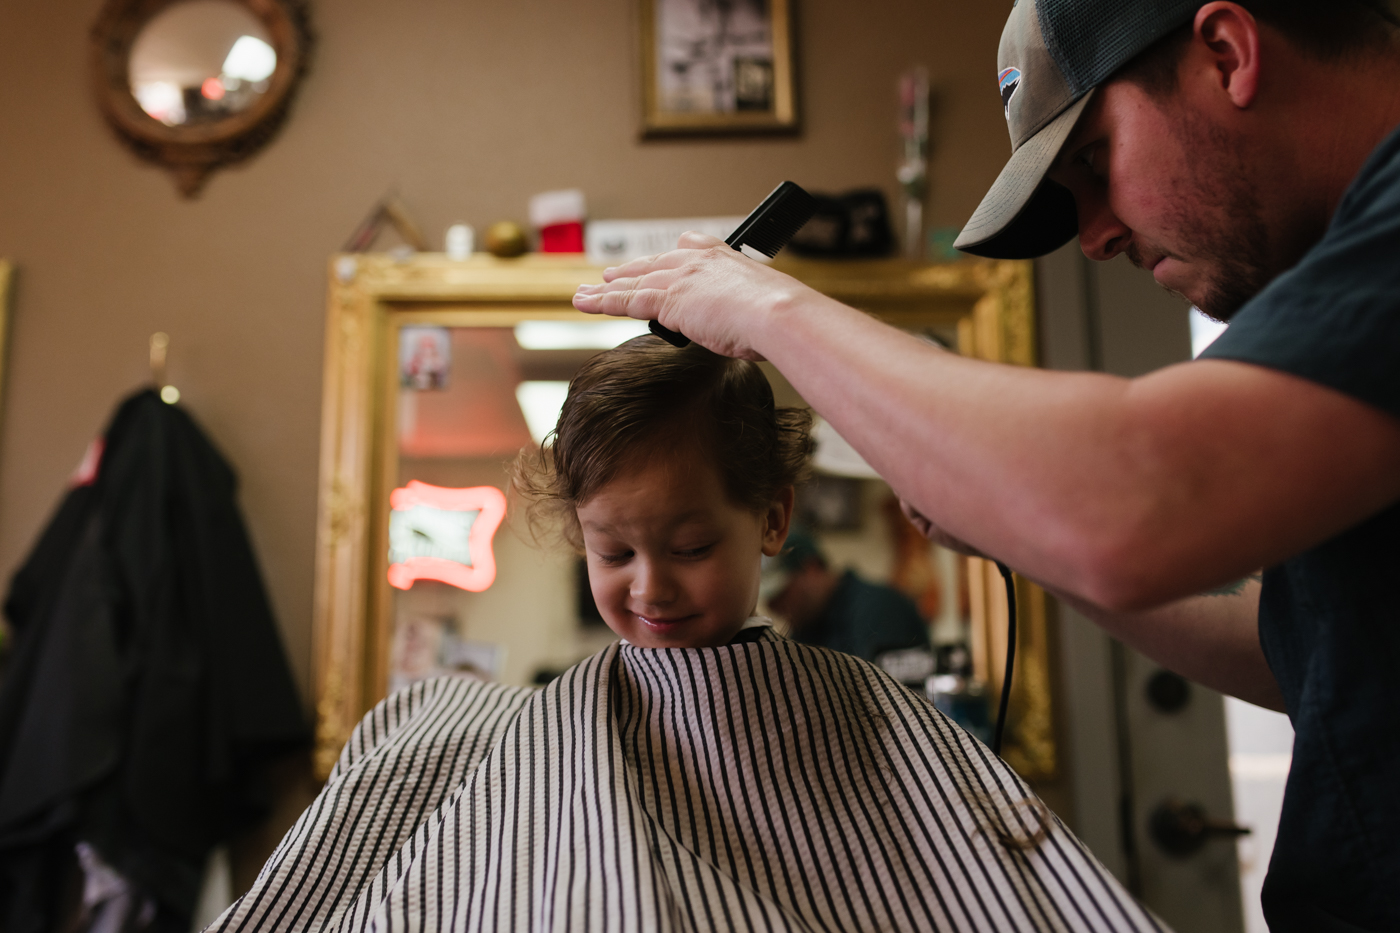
[387,319,981,715]
[128,0,276,126]
[388,322,649,692]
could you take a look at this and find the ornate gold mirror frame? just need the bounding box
[311,254,1057,786]
[91,0,313,196]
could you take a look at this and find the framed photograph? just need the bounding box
[399,325,451,390]
[640,0,798,137]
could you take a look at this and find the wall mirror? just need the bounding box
[312,254,1059,793]
[91,0,312,196]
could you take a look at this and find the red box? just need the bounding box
[539,221,584,254]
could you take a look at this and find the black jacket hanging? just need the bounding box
[0,389,310,933]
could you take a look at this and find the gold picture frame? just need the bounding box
[640,0,798,137]
[311,253,1056,786]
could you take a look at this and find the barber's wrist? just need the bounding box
[751,280,816,359]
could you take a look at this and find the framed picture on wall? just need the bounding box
[639,0,798,137]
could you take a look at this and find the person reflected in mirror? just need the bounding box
[763,525,930,663]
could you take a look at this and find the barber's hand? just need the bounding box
[572,232,815,361]
[899,498,990,559]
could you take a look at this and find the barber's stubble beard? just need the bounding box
[1128,107,1275,323]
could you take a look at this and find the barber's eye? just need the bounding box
[1078,147,1104,178]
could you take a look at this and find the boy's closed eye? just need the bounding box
[593,542,716,563]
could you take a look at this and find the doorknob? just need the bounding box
[1148,798,1251,858]
[1145,669,1191,713]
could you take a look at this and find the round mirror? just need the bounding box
[129,1,277,127]
[92,0,312,196]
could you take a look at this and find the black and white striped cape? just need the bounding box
[211,630,1167,932]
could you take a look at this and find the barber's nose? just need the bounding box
[1075,189,1131,262]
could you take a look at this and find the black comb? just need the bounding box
[649,181,818,348]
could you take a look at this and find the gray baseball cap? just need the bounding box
[955,0,1199,259]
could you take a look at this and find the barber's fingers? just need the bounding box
[898,498,990,558]
[599,235,732,282]
[589,266,689,295]
[573,282,667,321]
[899,498,936,537]
[575,248,733,318]
[573,241,778,360]
[574,266,689,317]
[600,245,702,283]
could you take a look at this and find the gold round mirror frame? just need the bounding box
[91,0,313,197]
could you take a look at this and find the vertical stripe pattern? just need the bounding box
[210,632,1168,933]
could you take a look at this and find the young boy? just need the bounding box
[213,338,1164,933]
[512,334,810,650]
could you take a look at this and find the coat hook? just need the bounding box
[149,332,180,404]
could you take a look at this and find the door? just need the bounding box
[1038,244,1247,933]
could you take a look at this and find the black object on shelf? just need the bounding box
[786,189,896,259]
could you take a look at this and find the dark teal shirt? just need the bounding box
[788,570,929,663]
[1199,124,1400,933]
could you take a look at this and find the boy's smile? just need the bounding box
[576,448,791,649]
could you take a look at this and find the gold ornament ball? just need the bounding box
[485,221,528,258]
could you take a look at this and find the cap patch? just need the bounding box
[998,67,1022,118]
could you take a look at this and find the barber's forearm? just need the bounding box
[748,292,1400,612]
[748,294,1177,604]
[1052,580,1285,712]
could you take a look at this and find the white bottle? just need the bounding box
[445,224,475,261]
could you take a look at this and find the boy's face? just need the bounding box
[576,449,791,649]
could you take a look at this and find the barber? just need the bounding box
[575,3,1400,929]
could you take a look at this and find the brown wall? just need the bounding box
[0,0,1011,701]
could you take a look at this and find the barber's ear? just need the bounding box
[1193,2,1261,108]
[761,486,795,557]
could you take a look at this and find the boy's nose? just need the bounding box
[630,560,677,608]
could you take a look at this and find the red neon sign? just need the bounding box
[386,481,507,592]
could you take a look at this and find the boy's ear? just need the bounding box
[761,486,795,557]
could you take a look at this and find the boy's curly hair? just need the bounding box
[511,335,813,549]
